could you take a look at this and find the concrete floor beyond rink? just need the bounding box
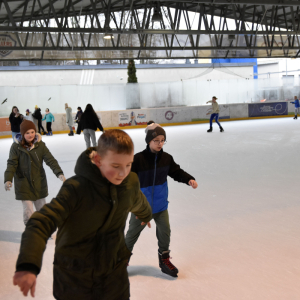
[0,118,299,300]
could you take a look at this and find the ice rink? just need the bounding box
[0,118,299,300]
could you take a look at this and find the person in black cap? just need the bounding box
[125,123,198,278]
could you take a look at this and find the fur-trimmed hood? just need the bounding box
[14,133,42,150]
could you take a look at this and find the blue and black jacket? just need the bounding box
[131,145,195,214]
[291,99,300,108]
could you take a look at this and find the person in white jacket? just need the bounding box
[206,96,224,133]
[65,103,74,136]
[24,109,34,122]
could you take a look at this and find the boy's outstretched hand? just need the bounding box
[13,271,37,297]
[135,216,151,228]
[189,180,198,189]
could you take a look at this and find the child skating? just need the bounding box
[12,129,152,299]
[290,96,299,119]
[206,96,224,132]
[42,108,55,135]
[125,123,198,277]
[4,120,65,226]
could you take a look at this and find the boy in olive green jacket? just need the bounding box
[13,129,152,300]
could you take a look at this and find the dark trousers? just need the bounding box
[38,119,45,133]
[125,209,171,253]
[210,113,221,127]
[47,122,52,132]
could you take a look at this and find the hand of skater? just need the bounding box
[59,175,66,182]
[135,216,151,228]
[189,180,198,189]
[13,271,37,297]
[5,181,12,191]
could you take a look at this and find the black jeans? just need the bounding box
[47,122,52,132]
[38,119,45,133]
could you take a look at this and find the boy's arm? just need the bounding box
[16,181,78,274]
[42,115,46,121]
[130,177,152,223]
[168,155,195,185]
[42,146,64,177]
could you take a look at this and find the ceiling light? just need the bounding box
[104,32,114,39]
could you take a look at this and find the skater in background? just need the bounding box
[4,120,65,226]
[65,103,74,136]
[75,106,83,135]
[75,106,83,123]
[32,105,46,135]
[12,130,151,299]
[125,123,198,278]
[9,106,23,141]
[206,96,224,133]
[24,109,34,122]
[78,104,104,148]
[42,108,55,136]
[290,96,299,120]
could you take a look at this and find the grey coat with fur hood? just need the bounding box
[4,133,63,200]
[65,107,74,126]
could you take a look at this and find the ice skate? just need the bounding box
[68,131,74,136]
[220,126,224,132]
[158,250,178,277]
[207,127,213,133]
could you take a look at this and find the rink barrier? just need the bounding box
[0,100,294,138]
[0,113,292,139]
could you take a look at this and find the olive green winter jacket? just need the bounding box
[4,134,63,200]
[16,148,152,300]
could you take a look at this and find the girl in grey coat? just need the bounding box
[4,120,66,225]
[65,103,74,136]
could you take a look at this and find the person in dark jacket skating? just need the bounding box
[12,129,152,300]
[125,123,198,277]
[9,106,23,141]
[32,105,46,135]
[4,120,65,225]
[78,104,104,148]
[290,96,300,119]
[75,106,83,123]
[75,106,83,135]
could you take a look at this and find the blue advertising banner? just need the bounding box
[248,102,288,117]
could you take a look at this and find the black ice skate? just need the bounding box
[294,115,298,120]
[207,127,213,132]
[68,131,74,136]
[220,126,224,132]
[158,250,178,277]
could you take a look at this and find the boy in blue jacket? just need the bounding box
[42,108,55,135]
[290,96,299,120]
[125,123,198,277]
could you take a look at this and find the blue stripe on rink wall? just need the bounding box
[248,102,288,117]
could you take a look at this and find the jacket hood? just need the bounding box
[74,148,107,186]
[74,148,130,187]
[14,133,42,145]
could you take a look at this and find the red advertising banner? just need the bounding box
[0,118,11,132]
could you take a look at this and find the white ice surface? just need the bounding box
[0,118,299,300]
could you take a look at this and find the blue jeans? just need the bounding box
[12,132,20,142]
[210,113,221,127]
